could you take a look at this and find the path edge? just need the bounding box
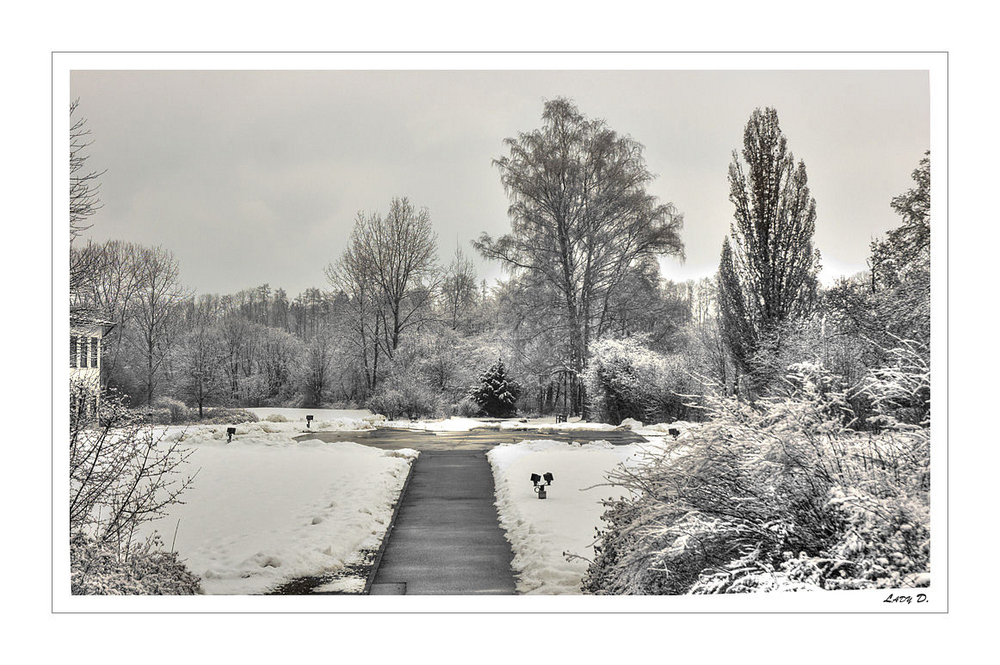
[363,453,418,594]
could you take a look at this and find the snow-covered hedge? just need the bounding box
[582,361,931,595]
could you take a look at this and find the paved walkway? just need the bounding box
[368,450,517,595]
[291,427,645,595]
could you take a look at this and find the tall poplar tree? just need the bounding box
[718,107,820,393]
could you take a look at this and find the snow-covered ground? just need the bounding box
[136,424,416,594]
[488,438,674,594]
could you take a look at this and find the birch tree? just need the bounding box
[476,98,684,414]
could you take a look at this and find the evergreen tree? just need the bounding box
[470,357,521,417]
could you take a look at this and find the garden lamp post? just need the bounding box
[530,472,554,499]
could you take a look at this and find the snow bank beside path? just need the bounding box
[136,429,416,594]
[488,439,648,595]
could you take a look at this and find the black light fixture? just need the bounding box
[226,426,237,443]
[530,472,554,499]
[306,414,314,428]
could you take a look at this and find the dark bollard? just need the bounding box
[306,415,314,428]
[226,427,236,443]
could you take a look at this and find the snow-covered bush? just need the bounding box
[152,396,189,423]
[366,378,439,420]
[140,405,258,425]
[367,389,406,421]
[196,408,258,425]
[265,413,289,423]
[582,360,930,595]
[469,357,521,417]
[852,338,930,429]
[70,386,201,593]
[71,533,200,595]
[584,337,700,425]
[453,396,481,418]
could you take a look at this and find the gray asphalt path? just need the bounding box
[368,449,517,595]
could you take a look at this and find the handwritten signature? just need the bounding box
[884,593,928,604]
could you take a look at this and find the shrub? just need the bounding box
[367,389,407,421]
[199,408,258,425]
[582,360,930,595]
[584,337,701,425]
[265,413,289,423]
[455,395,481,418]
[153,397,189,423]
[366,379,439,421]
[71,534,200,595]
[139,406,258,426]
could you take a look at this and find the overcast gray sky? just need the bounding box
[70,69,929,297]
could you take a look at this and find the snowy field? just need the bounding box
[136,424,416,594]
[488,438,660,594]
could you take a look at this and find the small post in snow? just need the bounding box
[226,427,236,443]
[530,472,554,499]
[306,414,314,428]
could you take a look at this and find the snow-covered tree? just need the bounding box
[470,357,521,417]
[477,98,684,415]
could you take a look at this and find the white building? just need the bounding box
[70,314,115,417]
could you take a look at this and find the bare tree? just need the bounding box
[299,325,336,407]
[70,99,104,241]
[440,244,479,332]
[174,324,227,418]
[70,100,105,302]
[328,197,439,392]
[70,387,196,560]
[131,246,189,405]
[78,240,145,383]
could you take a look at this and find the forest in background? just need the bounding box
[70,99,930,430]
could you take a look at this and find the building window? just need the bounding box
[80,336,88,368]
[70,335,78,368]
[90,337,99,368]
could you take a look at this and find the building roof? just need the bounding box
[70,310,116,334]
